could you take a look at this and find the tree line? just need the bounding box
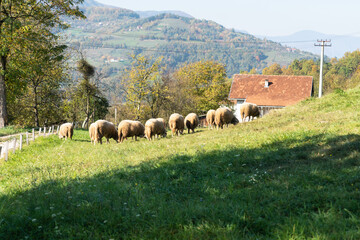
[258,50,360,96]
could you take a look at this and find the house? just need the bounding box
[228,74,313,120]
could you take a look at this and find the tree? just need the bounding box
[0,0,85,127]
[174,60,230,114]
[262,63,283,75]
[120,54,166,120]
[7,40,69,127]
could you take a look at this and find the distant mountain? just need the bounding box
[262,30,360,58]
[136,10,193,19]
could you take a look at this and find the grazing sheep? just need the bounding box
[89,122,96,144]
[168,113,184,136]
[240,103,260,122]
[214,108,239,129]
[156,118,166,128]
[118,120,145,143]
[58,123,74,140]
[94,120,118,145]
[206,109,216,129]
[155,118,166,138]
[145,119,167,140]
[184,113,199,134]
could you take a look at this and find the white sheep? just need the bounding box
[214,108,239,129]
[94,120,118,145]
[58,123,74,140]
[206,109,216,129]
[240,103,260,122]
[168,113,184,136]
[145,118,167,140]
[118,120,145,143]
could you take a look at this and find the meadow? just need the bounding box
[0,87,360,239]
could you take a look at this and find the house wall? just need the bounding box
[234,100,245,120]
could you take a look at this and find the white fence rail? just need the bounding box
[0,125,59,161]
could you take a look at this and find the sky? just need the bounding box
[95,0,360,37]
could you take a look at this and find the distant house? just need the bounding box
[228,74,313,119]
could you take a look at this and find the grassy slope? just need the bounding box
[1,87,360,239]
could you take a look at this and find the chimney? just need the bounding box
[264,79,269,88]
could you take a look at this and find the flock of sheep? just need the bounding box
[58,103,260,144]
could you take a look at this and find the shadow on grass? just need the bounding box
[1,134,360,239]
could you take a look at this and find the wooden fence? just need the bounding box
[0,125,60,161]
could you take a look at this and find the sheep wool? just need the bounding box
[240,103,260,122]
[94,120,118,145]
[214,108,239,129]
[206,109,216,129]
[58,123,74,140]
[168,113,184,136]
[89,122,96,144]
[184,113,199,134]
[145,119,167,140]
[118,120,145,143]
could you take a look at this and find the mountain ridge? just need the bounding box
[261,30,360,58]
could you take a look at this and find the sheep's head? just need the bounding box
[231,117,239,125]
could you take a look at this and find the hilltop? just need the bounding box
[1,82,360,238]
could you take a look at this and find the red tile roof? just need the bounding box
[229,74,313,106]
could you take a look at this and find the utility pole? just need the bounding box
[314,40,331,98]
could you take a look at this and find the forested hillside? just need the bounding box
[65,6,315,74]
[63,5,316,100]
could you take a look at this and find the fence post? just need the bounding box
[57,125,59,134]
[32,128,35,142]
[39,128,42,137]
[52,125,54,134]
[4,141,9,161]
[20,134,23,151]
[44,127,46,137]
[12,138,17,154]
[26,132,29,145]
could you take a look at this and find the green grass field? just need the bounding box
[1,87,360,239]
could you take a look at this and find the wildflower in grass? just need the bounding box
[51,214,56,218]
[32,219,37,222]
[136,214,140,217]
[103,220,108,223]
[38,226,42,229]
[50,207,54,210]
